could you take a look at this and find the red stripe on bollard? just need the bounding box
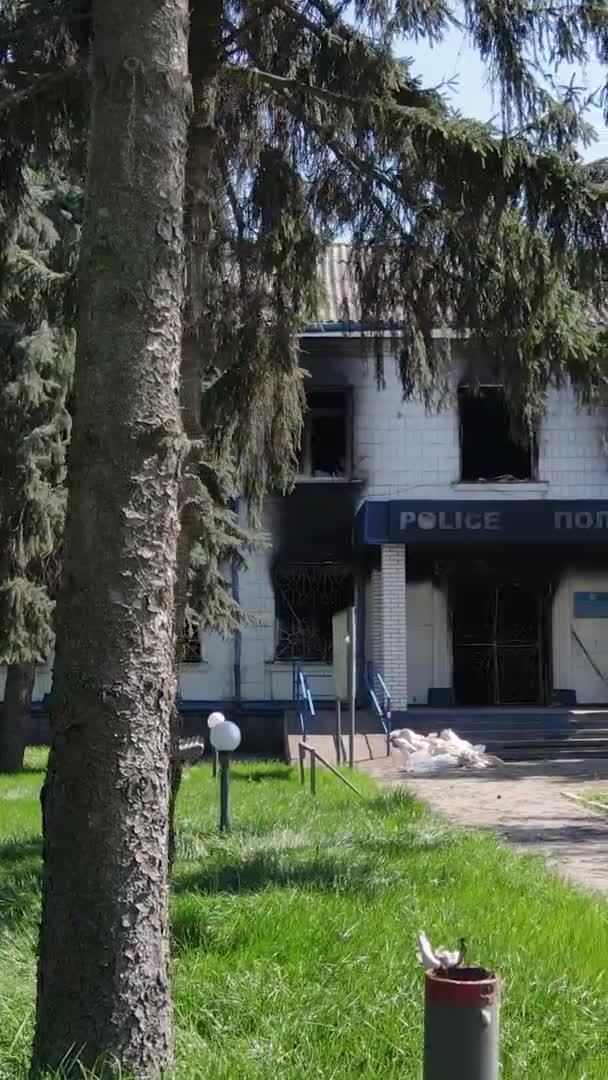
[426,967,499,1008]
[424,967,500,1080]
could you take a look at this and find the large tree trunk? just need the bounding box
[31,3,189,1077]
[0,662,35,773]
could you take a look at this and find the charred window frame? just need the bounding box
[458,384,537,482]
[274,563,354,662]
[298,388,353,479]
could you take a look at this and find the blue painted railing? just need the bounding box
[365,661,392,756]
[293,664,316,742]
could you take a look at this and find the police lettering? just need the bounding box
[399,510,502,532]
[554,510,608,530]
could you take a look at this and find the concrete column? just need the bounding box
[381,544,407,710]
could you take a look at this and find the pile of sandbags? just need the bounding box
[390,727,501,773]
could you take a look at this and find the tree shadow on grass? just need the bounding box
[499,820,608,846]
[173,820,452,905]
[390,759,608,785]
[0,837,41,864]
[231,766,294,783]
[173,852,381,900]
[0,836,42,932]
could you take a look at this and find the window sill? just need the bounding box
[266,660,333,668]
[453,481,548,494]
[294,475,362,485]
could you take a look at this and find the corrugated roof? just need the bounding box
[304,243,356,326]
[304,243,406,333]
[303,243,606,334]
[315,243,357,327]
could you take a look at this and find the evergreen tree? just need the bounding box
[2,2,606,560]
[0,172,78,772]
[3,2,606,690]
[29,2,190,1076]
[0,2,606,1077]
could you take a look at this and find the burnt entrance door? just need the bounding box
[452,580,546,705]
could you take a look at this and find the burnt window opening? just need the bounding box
[458,385,535,482]
[274,564,353,662]
[181,624,202,663]
[299,389,351,478]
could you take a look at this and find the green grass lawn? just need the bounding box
[1,750,608,1079]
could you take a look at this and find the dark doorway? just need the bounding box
[451,580,548,705]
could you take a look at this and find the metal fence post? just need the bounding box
[218,752,231,832]
[349,607,356,769]
[299,743,305,785]
[310,750,316,795]
[424,968,500,1080]
[336,699,342,764]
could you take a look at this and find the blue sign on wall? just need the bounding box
[356,500,608,546]
[574,592,608,618]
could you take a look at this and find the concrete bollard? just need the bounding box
[424,967,500,1080]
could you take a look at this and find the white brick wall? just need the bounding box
[356,361,608,502]
[300,342,608,502]
[380,545,407,710]
[539,388,608,498]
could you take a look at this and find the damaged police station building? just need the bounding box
[178,244,608,721]
[18,246,608,728]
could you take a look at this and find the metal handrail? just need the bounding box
[298,741,363,798]
[365,661,392,756]
[294,664,316,742]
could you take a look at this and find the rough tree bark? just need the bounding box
[31,2,190,1077]
[168,0,224,866]
[0,662,35,773]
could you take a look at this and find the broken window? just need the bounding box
[274,564,353,661]
[458,385,535,482]
[299,389,351,478]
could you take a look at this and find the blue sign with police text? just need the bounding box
[356,500,608,546]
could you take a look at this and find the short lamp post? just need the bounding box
[207,711,225,778]
[209,720,242,832]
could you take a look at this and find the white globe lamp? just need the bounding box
[209,720,242,831]
[207,712,225,779]
[210,720,241,753]
[207,711,225,729]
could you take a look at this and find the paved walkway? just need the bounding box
[360,755,608,895]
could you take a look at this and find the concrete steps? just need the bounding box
[403,708,608,762]
[285,706,608,763]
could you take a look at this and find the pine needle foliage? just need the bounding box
[0,172,79,663]
[0,0,606,628]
